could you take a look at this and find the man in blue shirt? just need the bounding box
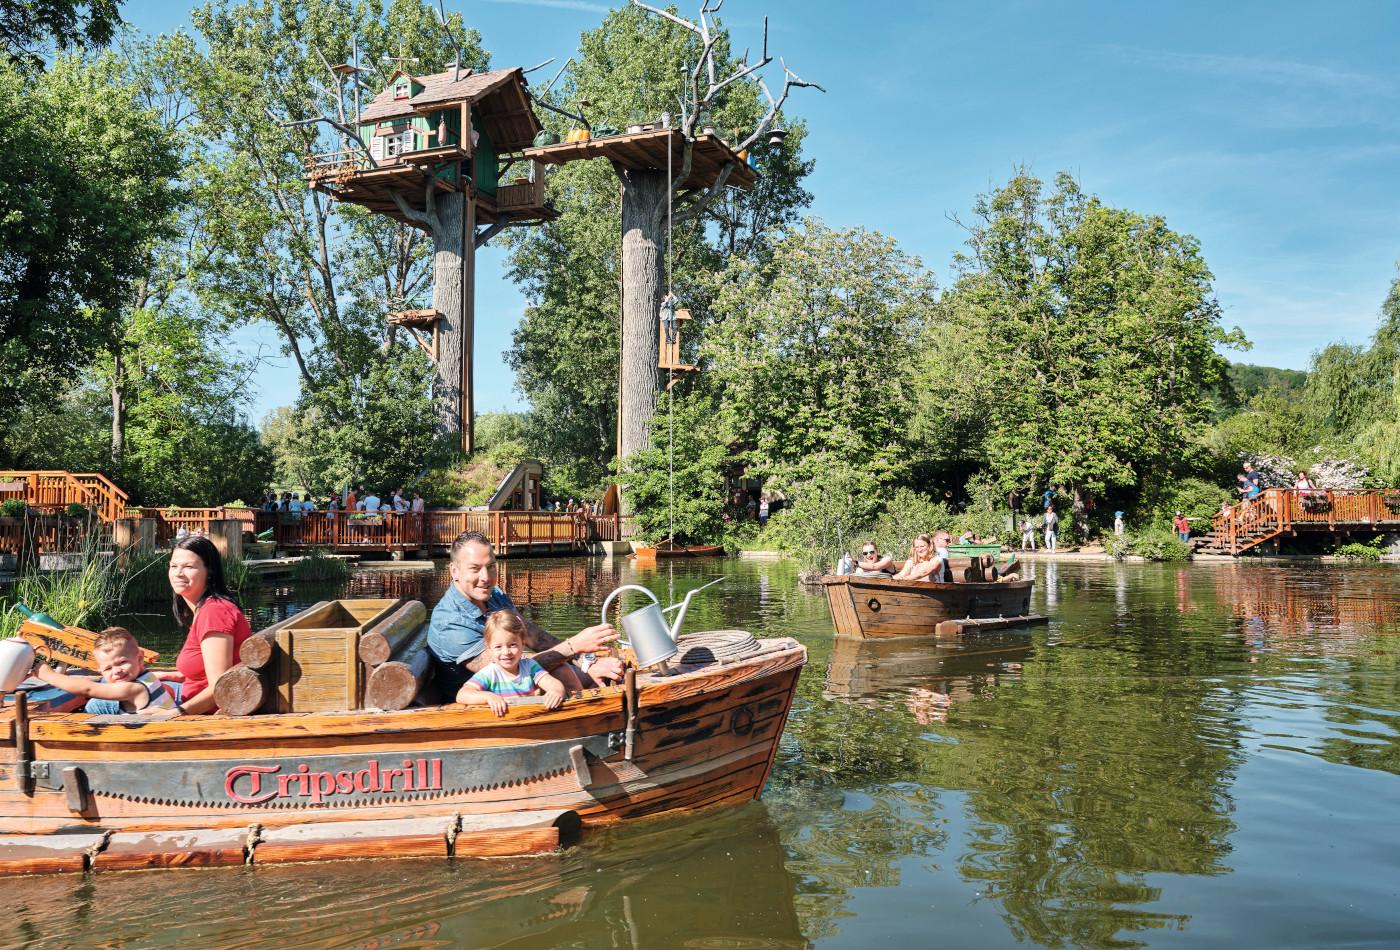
[428,531,624,698]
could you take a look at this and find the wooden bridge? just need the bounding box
[261,509,634,557]
[1203,489,1400,555]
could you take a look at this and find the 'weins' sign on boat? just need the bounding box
[225,758,444,805]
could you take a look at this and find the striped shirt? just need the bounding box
[467,657,546,698]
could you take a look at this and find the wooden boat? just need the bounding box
[820,569,1040,639]
[0,600,806,875]
[655,543,724,558]
[631,542,725,558]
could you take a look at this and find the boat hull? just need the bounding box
[820,574,1034,639]
[0,638,806,870]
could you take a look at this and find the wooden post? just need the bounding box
[207,520,243,563]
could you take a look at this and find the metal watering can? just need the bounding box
[600,577,725,669]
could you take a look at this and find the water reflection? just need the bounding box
[0,806,806,949]
[822,634,1031,724]
[48,556,1400,948]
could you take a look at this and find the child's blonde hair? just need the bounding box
[483,610,528,647]
[93,626,139,653]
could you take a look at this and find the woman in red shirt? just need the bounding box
[167,536,252,716]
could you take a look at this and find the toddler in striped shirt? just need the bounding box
[457,610,566,716]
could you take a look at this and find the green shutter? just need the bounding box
[472,113,497,197]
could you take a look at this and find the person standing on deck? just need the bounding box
[1044,506,1059,552]
[427,531,624,699]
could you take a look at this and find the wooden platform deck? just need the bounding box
[1203,488,1400,555]
[261,510,635,558]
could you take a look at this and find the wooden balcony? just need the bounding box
[1207,488,1400,554]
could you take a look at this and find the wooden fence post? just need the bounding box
[208,520,243,563]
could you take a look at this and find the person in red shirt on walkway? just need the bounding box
[161,536,253,716]
[1173,512,1191,543]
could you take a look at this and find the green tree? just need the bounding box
[0,52,181,459]
[283,348,445,495]
[703,219,935,493]
[0,0,123,69]
[930,171,1243,535]
[623,391,731,544]
[505,3,813,490]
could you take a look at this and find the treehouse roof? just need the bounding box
[361,66,542,152]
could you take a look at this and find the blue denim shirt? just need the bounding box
[427,583,517,667]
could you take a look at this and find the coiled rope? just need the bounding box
[671,629,761,665]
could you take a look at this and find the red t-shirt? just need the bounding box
[176,596,253,710]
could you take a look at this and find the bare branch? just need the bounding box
[475,216,513,249]
[540,58,572,96]
[631,0,700,34]
[270,107,378,164]
[674,162,736,223]
[522,57,555,76]
[390,190,435,230]
[528,91,590,130]
[737,62,824,151]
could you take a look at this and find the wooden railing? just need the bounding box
[0,515,108,556]
[1210,488,1400,554]
[125,507,259,544]
[495,162,546,211]
[0,470,129,522]
[269,510,588,552]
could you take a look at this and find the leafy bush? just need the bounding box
[623,393,730,545]
[1336,542,1382,561]
[1104,533,1132,560]
[766,461,882,573]
[1139,477,1231,525]
[866,489,952,562]
[64,502,90,519]
[1128,526,1192,561]
[0,498,26,518]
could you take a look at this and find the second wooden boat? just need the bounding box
[820,573,1036,639]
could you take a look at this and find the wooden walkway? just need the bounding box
[262,509,634,557]
[0,471,129,522]
[1204,488,1400,555]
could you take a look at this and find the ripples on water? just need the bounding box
[4,558,1399,949]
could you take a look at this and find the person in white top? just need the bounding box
[393,489,409,513]
[363,492,382,512]
[411,492,425,513]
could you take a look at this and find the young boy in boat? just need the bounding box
[32,626,179,715]
[457,611,566,716]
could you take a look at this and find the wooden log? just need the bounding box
[213,665,270,717]
[364,628,432,711]
[240,602,335,670]
[357,600,428,666]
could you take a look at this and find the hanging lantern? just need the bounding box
[768,127,787,147]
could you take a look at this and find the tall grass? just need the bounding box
[1,537,257,640]
[292,548,350,582]
[0,531,131,638]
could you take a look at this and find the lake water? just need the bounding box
[4,556,1400,948]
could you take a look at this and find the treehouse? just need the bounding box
[307,66,555,228]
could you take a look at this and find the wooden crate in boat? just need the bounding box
[265,599,403,713]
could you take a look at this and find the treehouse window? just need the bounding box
[383,130,415,158]
[393,81,410,100]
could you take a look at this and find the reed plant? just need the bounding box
[0,531,131,639]
[292,548,350,582]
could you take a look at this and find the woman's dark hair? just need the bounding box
[171,535,238,628]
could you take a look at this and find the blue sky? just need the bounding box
[121,0,1400,423]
